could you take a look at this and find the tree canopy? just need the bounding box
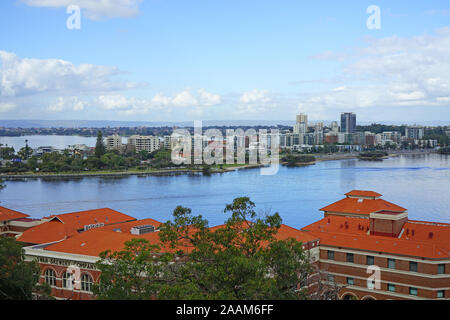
[95,131,106,158]
[0,237,51,300]
[94,197,311,300]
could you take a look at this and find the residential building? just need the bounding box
[294,113,308,135]
[105,134,123,152]
[405,127,425,140]
[127,135,161,153]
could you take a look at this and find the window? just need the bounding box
[388,258,396,269]
[409,262,418,272]
[437,290,445,299]
[409,287,418,296]
[347,277,354,285]
[81,274,93,292]
[62,272,73,289]
[387,284,396,292]
[367,256,374,265]
[44,269,56,287]
[327,274,335,282]
[438,264,445,274]
[327,250,335,260]
[346,253,354,263]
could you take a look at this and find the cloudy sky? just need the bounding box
[1,0,450,123]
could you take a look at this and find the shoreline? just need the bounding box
[0,164,264,179]
[0,150,438,179]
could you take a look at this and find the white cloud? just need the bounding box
[172,90,198,107]
[0,102,16,112]
[21,0,143,20]
[48,96,87,112]
[96,89,222,115]
[0,51,139,97]
[198,88,221,106]
[300,26,450,115]
[240,89,271,104]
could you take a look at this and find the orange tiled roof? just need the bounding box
[43,221,319,257]
[100,218,163,233]
[0,206,29,222]
[302,216,450,259]
[17,208,136,244]
[320,197,407,215]
[345,190,382,198]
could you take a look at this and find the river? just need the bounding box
[1,152,448,228]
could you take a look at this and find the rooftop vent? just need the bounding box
[130,225,155,235]
[357,199,364,203]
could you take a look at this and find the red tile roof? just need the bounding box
[320,197,407,216]
[0,206,29,222]
[302,216,450,259]
[345,190,382,198]
[17,208,136,244]
[43,221,319,257]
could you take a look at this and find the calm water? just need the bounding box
[0,135,127,151]
[0,135,98,151]
[1,153,448,228]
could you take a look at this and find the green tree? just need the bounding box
[93,238,165,300]
[94,197,311,300]
[95,131,106,158]
[0,237,51,300]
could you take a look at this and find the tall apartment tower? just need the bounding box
[294,113,308,134]
[341,113,356,133]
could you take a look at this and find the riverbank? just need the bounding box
[280,149,438,166]
[0,150,438,179]
[0,164,264,179]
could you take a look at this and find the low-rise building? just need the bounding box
[0,206,42,237]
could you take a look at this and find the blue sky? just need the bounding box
[1,0,450,123]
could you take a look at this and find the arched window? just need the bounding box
[62,272,73,289]
[81,274,93,292]
[44,269,56,287]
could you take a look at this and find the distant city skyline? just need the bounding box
[1,1,450,122]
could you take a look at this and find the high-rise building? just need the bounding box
[294,113,308,134]
[341,113,357,134]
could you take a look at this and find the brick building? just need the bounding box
[9,190,449,300]
[302,190,449,300]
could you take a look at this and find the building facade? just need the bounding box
[341,113,357,134]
